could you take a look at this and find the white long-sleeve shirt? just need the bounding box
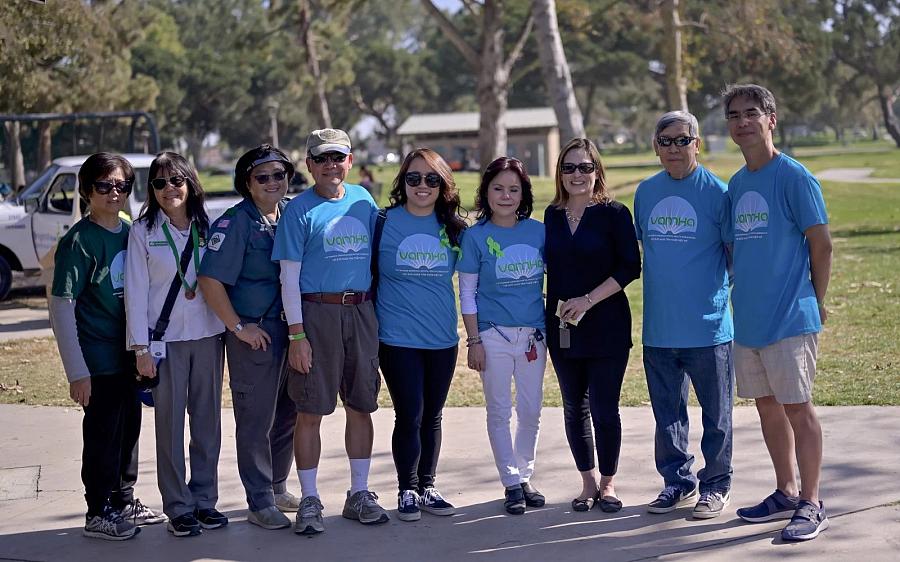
[125,215,224,347]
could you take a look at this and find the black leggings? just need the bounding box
[550,350,629,475]
[379,343,457,492]
[82,374,142,516]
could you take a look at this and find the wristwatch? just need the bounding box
[134,348,149,357]
[232,322,244,334]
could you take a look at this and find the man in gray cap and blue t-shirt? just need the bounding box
[272,128,388,535]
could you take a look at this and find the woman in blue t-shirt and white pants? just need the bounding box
[458,157,547,515]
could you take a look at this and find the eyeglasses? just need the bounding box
[404,171,442,188]
[93,180,133,195]
[309,153,347,165]
[656,135,696,147]
[253,170,287,184]
[150,175,187,190]
[560,162,596,175]
[726,108,768,121]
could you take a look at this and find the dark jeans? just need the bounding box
[379,343,457,492]
[550,350,629,475]
[643,343,734,493]
[82,374,141,516]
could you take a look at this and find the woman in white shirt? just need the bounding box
[124,152,226,538]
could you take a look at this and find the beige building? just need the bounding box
[397,107,560,176]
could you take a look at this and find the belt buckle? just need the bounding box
[340,291,354,306]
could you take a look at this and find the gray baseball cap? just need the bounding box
[306,128,352,156]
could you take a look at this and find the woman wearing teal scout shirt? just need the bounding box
[457,156,547,515]
[198,145,300,531]
[125,152,227,537]
[49,152,164,540]
[375,148,467,522]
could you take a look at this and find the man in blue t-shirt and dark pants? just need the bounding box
[723,84,833,541]
[635,111,735,520]
[272,128,389,535]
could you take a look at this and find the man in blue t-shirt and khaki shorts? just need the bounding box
[272,128,389,535]
[723,84,833,541]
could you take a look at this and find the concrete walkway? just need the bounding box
[817,168,900,184]
[1,404,898,561]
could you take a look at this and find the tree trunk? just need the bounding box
[532,0,585,143]
[185,135,205,170]
[37,122,53,171]
[477,1,509,168]
[877,85,900,148]
[661,0,688,112]
[298,0,332,128]
[4,122,26,193]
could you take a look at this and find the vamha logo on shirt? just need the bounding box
[110,250,126,296]
[396,234,448,269]
[323,216,369,254]
[648,196,698,236]
[734,191,769,238]
[495,243,543,280]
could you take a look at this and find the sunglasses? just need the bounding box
[93,180,133,195]
[656,135,696,147]
[404,171,442,188]
[150,175,187,190]
[309,153,347,165]
[560,162,596,175]
[253,170,288,184]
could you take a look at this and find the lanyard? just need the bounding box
[256,205,279,239]
[161,221,200,294]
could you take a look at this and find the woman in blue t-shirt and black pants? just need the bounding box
[376,148,467,522]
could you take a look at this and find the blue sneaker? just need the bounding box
[420,487,455,516]
[737,489,799,523]
[397,489,420,522]
[781,500,829,541]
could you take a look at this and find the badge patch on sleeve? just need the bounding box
[207,232,226,251]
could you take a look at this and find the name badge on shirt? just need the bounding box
[149,341,167,360]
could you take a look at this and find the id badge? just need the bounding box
[149,340,167,361]
[559,319,571,349]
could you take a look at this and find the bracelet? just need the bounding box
[466,335,482,347]
[288,332,307,341]
[584,293,593,304]
[134,348,149,357]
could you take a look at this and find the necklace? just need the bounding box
[564,201,597,223]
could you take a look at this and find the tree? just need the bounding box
[532,0,585,142]
[660,0,688,112]
[420,0,534,167]
[297,0,332,128]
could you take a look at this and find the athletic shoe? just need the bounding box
[195,507,228,529]
[737,489,799,523]
[647,485,698,513]
[342,490,390,525]
[781,500,829,541]
[692,490,731,519]
[167,513,202,537]
[521,482,546,507]
[504,486,526,515]
[397,489,421,522]
[84,506,140,541]
[275,490,301,513]
[120,498,166,525]
[247,506,291,530]
[420,487,456,516]
[294,496,325,535]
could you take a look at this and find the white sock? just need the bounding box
[349,458,371,495]
[298,468,318,499]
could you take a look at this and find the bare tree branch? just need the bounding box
[419,0,480,70]
[502,6,534,75]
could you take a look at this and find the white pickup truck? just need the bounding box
[0,154,242,300]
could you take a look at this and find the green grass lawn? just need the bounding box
[1,147,897,407]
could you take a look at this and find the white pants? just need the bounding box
[479,326,547,488]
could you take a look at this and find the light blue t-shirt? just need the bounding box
[272,183,377,293]
[635,166,733,348]
[376,206,459,349]
[726,153,828,348]
[457,218,545,332]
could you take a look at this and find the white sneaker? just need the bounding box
[274,490,301,513]
[120,499,167,525]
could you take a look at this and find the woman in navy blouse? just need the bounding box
[544,138,641,513]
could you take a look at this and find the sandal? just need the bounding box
[571,495,596,512]
[599,495,623,513]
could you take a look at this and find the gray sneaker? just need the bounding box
[342,490,390,525]
[275,490,301,513]
[120,498,166,526]
[84,507,140,541]
[692,490,731,519]
[781,500,829,541]
[294,496,325,535]
[248,506,291,530]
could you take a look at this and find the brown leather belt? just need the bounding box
[301,291,372,305]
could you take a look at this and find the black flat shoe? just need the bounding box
[521,482,545,508]
[599,495,623,513]
[504,486,526,515]
[571,496,595,512]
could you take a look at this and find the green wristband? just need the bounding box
[288,332,307,341]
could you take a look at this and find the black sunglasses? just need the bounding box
[253,170,288,184]
[150,175,187,190]
[560,162,596,175]
[93,180,133,195]
[309,153,347,165]
[404,171,442,188]
[656,135,696,147]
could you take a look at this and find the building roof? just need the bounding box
[397,107,557,136]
